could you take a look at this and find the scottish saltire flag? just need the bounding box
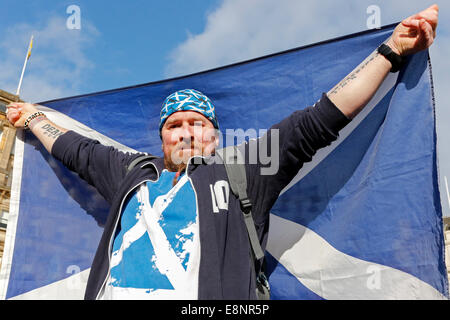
[0,23,448,300]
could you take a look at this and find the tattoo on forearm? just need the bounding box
[39,123,65,139]
[328,51,380,96]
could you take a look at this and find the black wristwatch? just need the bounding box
[377,43,405,73]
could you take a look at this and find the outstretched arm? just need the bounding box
[328,4,439,119]
[6,101,145,204]
[6,102,68,153]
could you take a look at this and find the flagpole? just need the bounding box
[445,175,450,210]
[16,35,34,97]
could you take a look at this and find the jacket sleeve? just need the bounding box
[51,130,143,204]
[243,93,351,226]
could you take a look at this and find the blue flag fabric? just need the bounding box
[0,23,448,299]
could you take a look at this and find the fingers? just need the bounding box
[416,4,439,20]
[7,102,38,114]
[6,102,27,111]
[5,102,33,127]
[6,109,21,125]
[6,103,22,116]
[5,104,20,117]
[402,18,419,28]
[402,4,438,30]
[6,102,23,109]
[419,19,435,47]
[429,4,439,13]
[399,4,438,50]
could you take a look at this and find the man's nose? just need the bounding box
[179,123,193,142]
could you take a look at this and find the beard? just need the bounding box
[164,141,204,172]
[163,132,218,173]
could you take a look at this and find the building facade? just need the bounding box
[0,90,18,268]
[445,216,450,284]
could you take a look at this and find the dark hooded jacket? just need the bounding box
[51,93,350,299]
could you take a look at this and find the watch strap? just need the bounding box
[377,43,405,73]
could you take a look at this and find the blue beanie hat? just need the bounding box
[159,89,219,134]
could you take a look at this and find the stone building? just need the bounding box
[0,90,18,268]
[445,216,450,283]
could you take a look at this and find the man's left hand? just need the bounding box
[387,4,439,56]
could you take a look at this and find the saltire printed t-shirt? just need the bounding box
[100,170,200,299]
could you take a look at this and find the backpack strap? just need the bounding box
[216,146,264,261]
[126,154,158,174]
[216,146,270,299]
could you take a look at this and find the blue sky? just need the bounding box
[0,0,449,215]
[0,0,223,95]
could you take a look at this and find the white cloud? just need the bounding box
[165,0,448,77]
[165,0,355,77]
[0,16,99,103]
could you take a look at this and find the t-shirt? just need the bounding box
[100,170,200,299]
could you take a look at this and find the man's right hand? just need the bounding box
[6,102,39,128]
[6,102,68,153]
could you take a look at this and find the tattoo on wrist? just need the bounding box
[328,51,380,96]
[39,123,65,140]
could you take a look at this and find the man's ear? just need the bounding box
[214,133,220,147]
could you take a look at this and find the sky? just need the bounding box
[0,0,449,216]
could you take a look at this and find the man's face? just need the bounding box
[161,110,218,172]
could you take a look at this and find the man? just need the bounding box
[6,5,439,299]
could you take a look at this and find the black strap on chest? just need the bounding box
[126,154,158,173]
[216,146,270,300]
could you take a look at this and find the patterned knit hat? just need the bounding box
[159,89,219,134]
